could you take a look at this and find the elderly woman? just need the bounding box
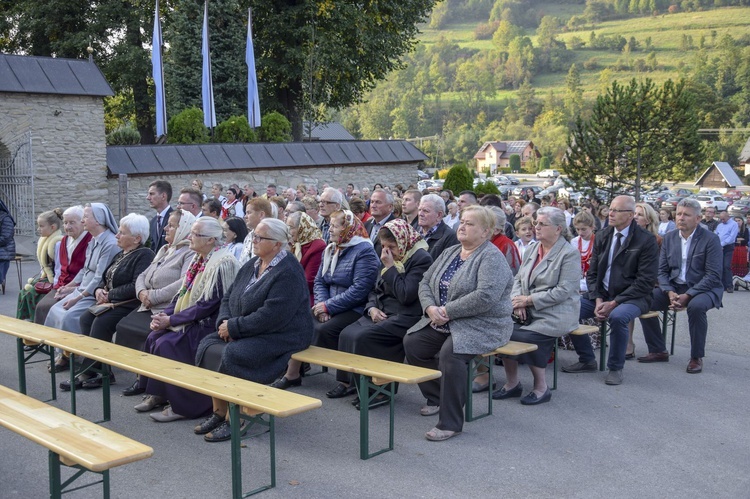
[311,210,380,398]
[333,219,433,408]
[17,209,64,321]
[492,207,581,405]
[34,206,92,337]
[44,203,120,370]
[133,217,239,421]
[193,219,313,441]
[489,206,521,276]
[222,216,248,260]
[443,202,459,230]
[115,210,196,395]
[269,212,326,389]
[404,205,513,442]
[59,214,154,390]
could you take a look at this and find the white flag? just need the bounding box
[152,0,167,137]
[246,8,261,128]
[201,0,216,128]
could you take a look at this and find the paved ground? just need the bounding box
[1,260,749,498]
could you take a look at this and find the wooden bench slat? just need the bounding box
[0,317,321,418]
[292,346,441,384]
[481,340,538,357]
[0,384,153,472]
[571,325,600,335]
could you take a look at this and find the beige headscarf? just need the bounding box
[152,210,196,263]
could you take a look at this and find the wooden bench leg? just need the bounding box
[48,450,110,499]
[229,403,276,497]
[355,375,395,460]
[16,337,58,401]
[661,309,677,355]
[465,355,493,422]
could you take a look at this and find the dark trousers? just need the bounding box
[403,326,474,433]
[722,244,734,289]
[573,297,641,371]
[312,310,362,383]
[640,285,712,359]
[79,304,138,371]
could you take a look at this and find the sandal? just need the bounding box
[420,405,440,416]
[425,427,460,442]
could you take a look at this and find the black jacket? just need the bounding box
[364,212,396,257]
[423,222,459,261]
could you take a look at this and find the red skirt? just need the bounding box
[732,245,748,277]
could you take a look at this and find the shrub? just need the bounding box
[436,168,451,180]
[509,154,521,172]
[106,125,140,146]
[475,181,500,197]
[167,107,209,144]
[260,111,292,142]
[539,156,551,171]
[668,4,679,14]
[474,21,499,40]
[214,115,257,143]
[443,164,474,194]
[583,57,599,70]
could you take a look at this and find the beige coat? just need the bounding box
[134,243,195,313]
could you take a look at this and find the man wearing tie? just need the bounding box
[562,195,658,385]
[147,180,173,253]
[637,198,723,374]
[364,189,395,257]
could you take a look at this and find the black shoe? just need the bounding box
[354,394,390,411]
[81,372,116,390]
[48,355,70,373]
[194,412,225,435]
[561,361,597,373]
[122,379,145,396]
[269,376,302,390]
[326,383,357,399]
[59,372,94,392]
[520,389,551,405]
[23,345,35,352]
[492,383,523,400]
[299,362,311,377]
[204,420,248,443]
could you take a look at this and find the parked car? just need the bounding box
[728,199,750,217]
[644,191,673,209]
[536,169,560,178]
[673,188,693,197]
[661,196,687,212]
[417,170,430,180]
[512,185,544,197]
[725,189,744,201]
[497,185,515,199]
[696,195,729,212]
[698,188,722,196]
[505,175,520,185]
[492,175,512,185]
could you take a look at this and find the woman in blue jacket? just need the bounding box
[312,210,379,399]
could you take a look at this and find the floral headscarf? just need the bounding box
[293,212,323,260]
[320,210,371,276]
[380,218,429,274]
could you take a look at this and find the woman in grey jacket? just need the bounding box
[405,206,514,442]
[493,207,581,406]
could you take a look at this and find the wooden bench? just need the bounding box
[291,345,441,460]
[597,311,681,370]
[0,316,322,498]
[467,341,539,421]
[552,325,600,389]
[0,384,153,499]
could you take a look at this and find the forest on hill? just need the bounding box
[336,0,750,175]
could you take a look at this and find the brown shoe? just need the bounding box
[637,352,669,363]
[686,358,703,373]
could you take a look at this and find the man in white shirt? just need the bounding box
[715,211,738,292]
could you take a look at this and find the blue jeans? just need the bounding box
[572,297,642,371]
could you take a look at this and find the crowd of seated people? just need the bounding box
[15,177,725,444]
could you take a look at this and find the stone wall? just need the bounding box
[108,163,418,217]
[0,92,108,213]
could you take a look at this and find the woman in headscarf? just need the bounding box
[17,209,63,321]
[0,199,16,291]
[335,218,433,409]
[269,211,327,389]
[44,203,120,336]
[116,209,196,396]
[133,217,239,422]
[309,210,380,398]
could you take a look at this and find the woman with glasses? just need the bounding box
[132,217,239,422]
[193,218,313,442]
[493,207,580,406]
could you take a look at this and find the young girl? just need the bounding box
[17,209,64,321]
[514,216,536,259]
[570,211,596,294]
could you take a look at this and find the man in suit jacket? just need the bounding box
[364,189,395,257]
[147,180,173,253]
[637,198,723,374]
[562,195,658,385]
[418,194,458,260]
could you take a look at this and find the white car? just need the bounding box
[537,169,560,178]
[696,195,729,212]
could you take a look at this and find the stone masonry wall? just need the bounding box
[108,163,418,217]
[0,93,108,213]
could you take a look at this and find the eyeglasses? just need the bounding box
[252,234,276,243]
[532,221,554,227]
[177,201,195,207]
[609,209,633,214]
[189,232,212,238]
[319,200,338,205]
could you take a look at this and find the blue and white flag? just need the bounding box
[246,8,261,128]
[152,0,167,137]
[201,0,216,128]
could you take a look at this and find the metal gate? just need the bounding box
[0,133,35,236]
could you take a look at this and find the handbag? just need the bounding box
[34,280,53,294]
[87,298,138,317]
